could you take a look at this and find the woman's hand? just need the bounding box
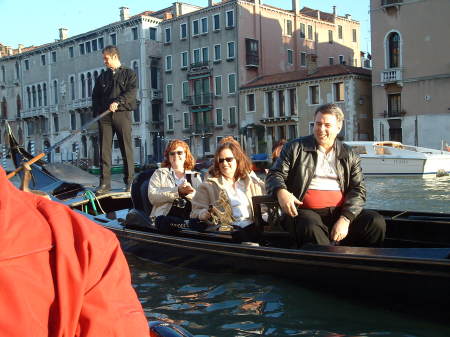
[198,209,211,221]
[178,181,194,196]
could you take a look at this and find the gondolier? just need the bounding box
[92,45,137,194]
[266,104,386,247]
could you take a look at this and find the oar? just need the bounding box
[6,109,111,179]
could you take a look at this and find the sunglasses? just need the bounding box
[169,151,184,156]
[218,157,235,163]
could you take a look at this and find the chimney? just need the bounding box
[345,14,352,20]
[306,54,318,75]
[317,10,321,20]
[59,28,68,40]
[333,6,336,16]
[174,2,182,16]
[7,46,13,56]
[18,44,24,53]
[163,12,173,20]
[208,0,213,6]
[120,7,130,21]
[292,0,300,14]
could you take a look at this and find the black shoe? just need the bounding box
[95,183,111,195]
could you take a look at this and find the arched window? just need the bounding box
[133,61,139,86]
[70,76,75,100]
[37,84,42,106]
[81,74,86,99]
[32,86,36,107]
[53,80,58,104]
[82,135,88,158]
[1,66,5,82]
[15,62,19,79]
[87,72,92,97]
[388,32,400,68]
[27,87,31,109]
[16,94,21,115]
[1,97,7,119]
[43,83,47,106]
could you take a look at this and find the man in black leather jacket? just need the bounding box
[92,45,137,194]
[266,104,385,247]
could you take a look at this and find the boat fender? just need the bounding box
[149,321,194,337]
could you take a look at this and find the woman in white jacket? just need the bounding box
[148,139,202,220]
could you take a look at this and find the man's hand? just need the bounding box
[276,189,302,217]
[109,102,119,112]
[330,216,350,242]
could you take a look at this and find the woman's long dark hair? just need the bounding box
[209,141,252,180]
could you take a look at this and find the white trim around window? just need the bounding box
[166,84,173,104]
[308,84,320,105]
[227,73,236,94]
[165,55,172,72]
[181,51,188,69]
[180,23,187,40]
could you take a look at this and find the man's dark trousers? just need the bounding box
[99,111,134,187]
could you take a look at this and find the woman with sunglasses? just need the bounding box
[148,139,202,221]
[191,141,265,242]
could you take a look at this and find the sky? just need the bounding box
[0,0,371,52]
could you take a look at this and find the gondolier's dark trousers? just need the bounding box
[99,111,134,186]
[286,208,386,248]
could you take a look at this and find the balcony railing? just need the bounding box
[186,94,213,106]
[188,123,214,135]
[246,53,259,68]
[381,68,402,83]
[151,89,162,101]
[381,0,402,6]
[190,61,210,70]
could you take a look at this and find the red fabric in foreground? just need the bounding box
[301,189,344,209]
[0,168,149,337]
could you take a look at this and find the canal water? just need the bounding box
[130,175,450,337]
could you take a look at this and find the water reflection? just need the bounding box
[129,255,450,337]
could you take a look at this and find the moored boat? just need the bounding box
[344,141,450,176]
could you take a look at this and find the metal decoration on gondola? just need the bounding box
[208,189,235,231]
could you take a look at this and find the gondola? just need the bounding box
[7,132,450,313]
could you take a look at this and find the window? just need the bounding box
[25,59,30,70]
[167,114,174,130]
[287,49,293,65]
[201,17,208,34]
[213,14,220,30]
[309,85,319,105]
[289,124,297,140]
[98,37,104,49]
[228,73,236,94]
[149,27,157,40]
[180,23,187,39]
[388,93,401,117]
[228,106,236,125]
[286,19,293,36]
[1,66,4,82]
[183,112,190,129]
[227,41,235,60]
[267,91,274,117]
[245,38,259,66]
[71,112,76,130]
[165,27,171,43]
[307,25,313,40]
[81,74,86,98]
[133,105,140,123]
[53,114,59,132]
[165,55,172,71]
[247,94,255,112]
[192,20,199,36]
[182,81,189,102]
[193,49,201,63]
[289,88,297,115]
[32,86,36,107]
[338,25,343,39]
[51,51,56,63]
[329,57,334,65]
[226,10,234,28]
[388,32,400,68]
[300,52,306,66]
[300,23,305,38]
[214,76,222,96]
[328,30,333,43]
[202,47,209,62]
[113,140,119,149]
[352,29,357,42]
[215,108,223,126]
[70,76,75,100]
[43,83,47,106]
[166,84,173,103]
[134,137,141,148]
[132,62,139,85]
[181,51,188,69]
[334,82,344,102]
[87,72,93,97]
[132,27,138,40]
[37,85,42,106]
[110,33,117,45]
[85,41,91,53]
[278,90,285,116]
[41,54,46,66]
[92,39,98,51]
[214,44,221,61]
[53,80,58,104]
[339,55,345,64]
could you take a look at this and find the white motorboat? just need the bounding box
[344,141,450,176]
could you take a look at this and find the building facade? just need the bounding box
[240,63,372,156]
[371,0,450,149]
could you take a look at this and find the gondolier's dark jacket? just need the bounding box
[92,66,137,116]
[265,135,366,222]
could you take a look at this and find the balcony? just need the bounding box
[381,68,402,84]
[151,89,162,101]
[190,61,210,70]
[188,123,214,135]
[71,98,92,109]
[186,94,213,107]
[246,54,259,68]
[381,0,402,7]
[379,109,406,118]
